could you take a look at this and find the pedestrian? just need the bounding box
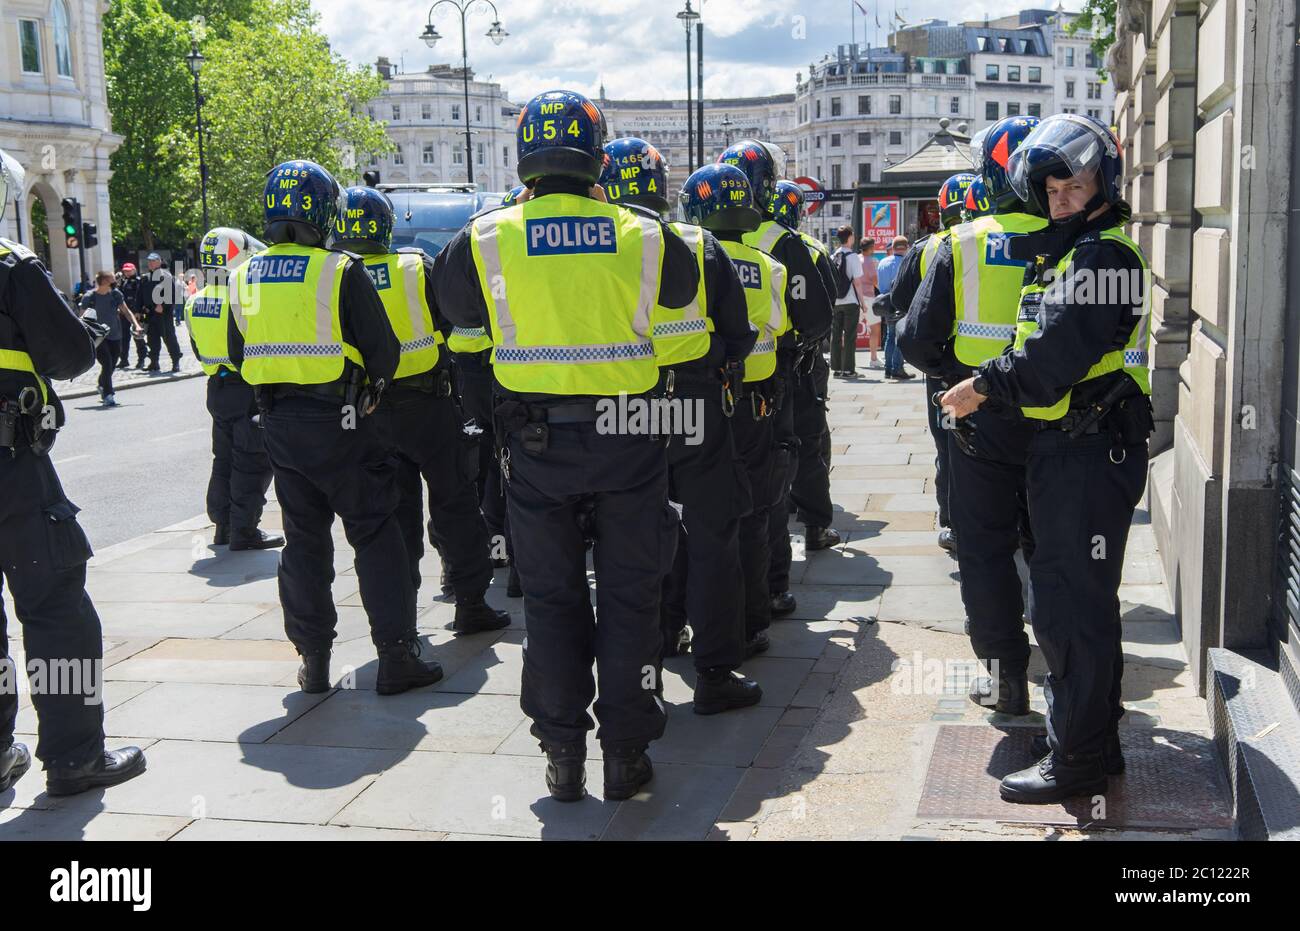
[186,227,283,552]
[333,186,510,636]
[600,138,764,714]
[858,238,881,367]
[828,227,868,377]
[941,114,1154,803]
[143,252,183,372]
[875,236,914,380]
[0,151,147,796]
[78,271,132,406]
[432,90,701,802]
[227,159,440,697]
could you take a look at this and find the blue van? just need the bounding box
[379,183,506,257]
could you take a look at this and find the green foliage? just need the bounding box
[1065,0,1118,78]
[104,0,390,248]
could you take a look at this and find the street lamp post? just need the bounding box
[185,40,209,232]
[720,112,735,148]
[421,0,508,188]
[677,1,699,173]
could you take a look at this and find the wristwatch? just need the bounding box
[971,374,990,397]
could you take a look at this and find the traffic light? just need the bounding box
[82,221,98,250]
[60,198,81,249]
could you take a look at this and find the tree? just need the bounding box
[1066,0,1118,77]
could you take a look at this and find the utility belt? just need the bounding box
[0,387,56,456]
[213,368,248,386]
[739,375,779,421]
[1034,395,1154,462]
[492,397,609,475]
[390,367,454,399]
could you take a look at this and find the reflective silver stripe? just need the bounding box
[632,214,662,339]
[197,352,232,367]
[756,222,785,255]
[748,338,776,357]
[315,253,348,344]
[452,326,487,339]
[495,342,655,365]
[954,222,981,323]
[955,320,1016,341]
[244,343,343,358]
[401,335,440,354]
[399,254,428,342]
[653,318,710,337]
[473,211,515,347]
[767,260,787,338]
[1123,350,1149,367]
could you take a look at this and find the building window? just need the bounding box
[815,99,821,118]
[422,142,435,165]
[475,105,483,122]
[421,102,432,120]
[831,97,842,117]
[1065,47,1075,68]
[1065,80,1075,99]
[950,96,960,114]
[888,131,902,146]
[53,0,73,78]
[1007,65,1020,82]
[503,145,510,166]
[985,64,999,81]
[830,133,841,147]
[453,148,464,165]
[392,144,404,166]
[831,164,842,188]
[831,203,842,217]
[391,104,401,121]
[1027,102,1041,118]
[476,142,485,165]
[985,101,999,120]
[857,131,872,146]
[451,103,461,121]
[857,162,872,183]
[19,19,42,74]
[815,136,822,149]
[889,95,901,114]
[1086,50,1098,68]
[858,94,871,115]
[1087,108,1101,120]
[1028,66,1041,83]
[1007,102,1020,116]
[1063,106,1077,114]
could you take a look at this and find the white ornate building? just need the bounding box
[366,59,520,193]
[0,0,121,289]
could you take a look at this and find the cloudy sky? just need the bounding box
[312,0,1056,103]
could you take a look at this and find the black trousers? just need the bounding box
[374,387,492,601]
[455,355,511,557]
[508,420,672,752]
[261,397,415,653]
[948,437,1033,679]
[660,377,750,672]
[829,304,860,373]
[731,388,777,638]
[96,339,118,397]
[0,447,105,769]
[791,350,833,529]
[146,311,181,367]
[1027,430,1148,762]
[924,375,952,528]
[205,374,273,532]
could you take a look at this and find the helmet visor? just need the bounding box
[968,128,989,167]
[1008,114,1116,201]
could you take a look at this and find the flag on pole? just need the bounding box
[855,1,868,12]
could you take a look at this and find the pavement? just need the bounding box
[0,351,1233,841]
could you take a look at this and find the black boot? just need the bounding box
[804,526,842,551]
[46,747,147,797]
[506,566,523,598]
[937,526,957,554]
[968,672,1030,716]
[1031,733,1125,775]
[999,752,1107,804]
[1,742,31,793]
[297,650,331,693]
[544,745,586,802]
[693,669,763,715]
[229,527,285,551]
[213,523,230,546]
[603,749,653,800]
[453,599,511,634]
[743,630,770,658]
[376,638,443,695]
[770,592,797,618]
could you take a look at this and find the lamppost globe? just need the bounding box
[420,24,441,48]
[486,21,507,45]
[676,1,699,32]
[185,41,204,76]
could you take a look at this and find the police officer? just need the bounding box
[333,186,510,635]
[943,114,1153,802]
[765,180,840,611]
[599,137,761,714]
[717,141,833,622]
[227,160,440,697]
[0,152,145,796]
[186,227,283,552]
[680,163,793,662]
[888,172,977,553]
[430,91,700,801]
[899,118,1047,717]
